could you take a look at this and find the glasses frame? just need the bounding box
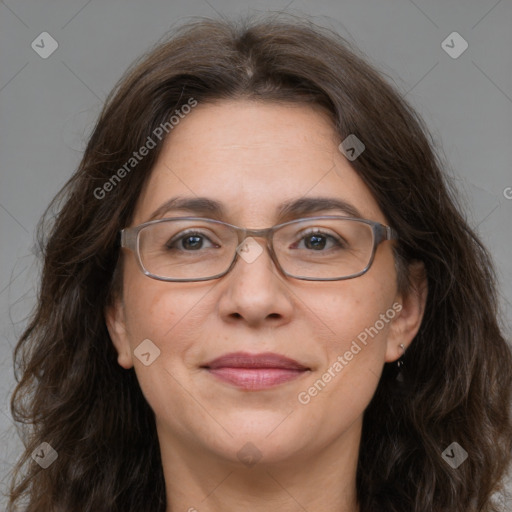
[120,215,398,282]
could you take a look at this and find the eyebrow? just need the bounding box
[147,195,363,223]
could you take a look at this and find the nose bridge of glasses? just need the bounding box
[235,227,277,256]
[241,227,273,240]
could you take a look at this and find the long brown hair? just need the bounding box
[7,14,512,512]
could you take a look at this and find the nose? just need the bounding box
[216,236,294,328]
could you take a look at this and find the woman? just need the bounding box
[7,14,512,512]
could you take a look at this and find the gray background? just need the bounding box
[1,0,511,509]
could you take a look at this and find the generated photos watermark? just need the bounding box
[297,302,402,405]
[441,441,468,469]
[338,134,365,161]
[31,441,58,469]
[94,97,198,200]
[134,338,161,366]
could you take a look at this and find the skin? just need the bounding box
[107,100,427,512]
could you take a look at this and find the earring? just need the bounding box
[396,343,405,382]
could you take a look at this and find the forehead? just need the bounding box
[133,100,385,227]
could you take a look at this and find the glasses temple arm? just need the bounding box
[120,228,138,250]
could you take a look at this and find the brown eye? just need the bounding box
[293,229,344,251]
[166,230,219,251]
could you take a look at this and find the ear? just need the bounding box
[385,261,428,363]
[105,298,134,369]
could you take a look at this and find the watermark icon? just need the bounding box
[503,187,512,200]
[31,442,58,469]
[339,134,365,161]
[31,32,59,59]
[94,97,198,200]
[441,32,468,59]
[237,442,262,467]
[493,488,511,512]
[441,441,468,469]
[134,338,161,366]
[298,302,402,405]
[236,237,264,264]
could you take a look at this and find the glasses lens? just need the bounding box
[138,219,237,280]
[136,217,376,281]
[273,218,374,279]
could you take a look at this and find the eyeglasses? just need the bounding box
[120,216,397,282]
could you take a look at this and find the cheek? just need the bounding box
[319,298,392,383]
[306,266,396,346]
[123,273,207,354]
[120,273,213,432]
[295,273,397,409]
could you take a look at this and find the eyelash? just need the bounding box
[292,228,345,250]
[166,230,219,250]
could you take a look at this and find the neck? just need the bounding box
[159,420,361,512]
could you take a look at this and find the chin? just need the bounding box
[203,411,315,465]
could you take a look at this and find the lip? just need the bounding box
[202,352,310,390]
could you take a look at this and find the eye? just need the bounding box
[293,229,345,251]
[166,230,219,251]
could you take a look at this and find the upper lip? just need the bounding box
[203,352,309,370]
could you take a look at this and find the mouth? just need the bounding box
[201,352,311,391]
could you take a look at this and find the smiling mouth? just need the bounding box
[201,352,310,391]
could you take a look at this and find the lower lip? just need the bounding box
[207,368,307,390]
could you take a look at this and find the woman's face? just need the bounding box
[108,99,423,469]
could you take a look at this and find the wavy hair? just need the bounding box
[7,14,512,512]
